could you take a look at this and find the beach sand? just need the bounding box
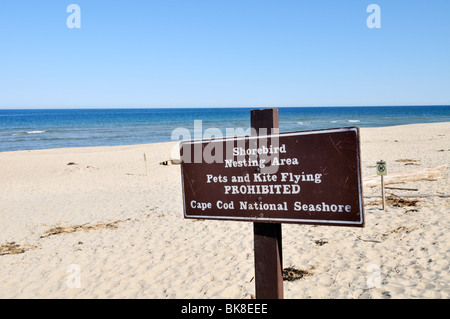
[0,122,449,299]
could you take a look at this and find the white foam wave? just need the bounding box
[347,120,360,123]
[9,130,46,136]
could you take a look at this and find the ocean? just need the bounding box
[1,106,449,152]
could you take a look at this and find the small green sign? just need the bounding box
[377,160,387,176]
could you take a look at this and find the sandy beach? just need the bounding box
[0,122,449,299]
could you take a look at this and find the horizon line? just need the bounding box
[1,104,449,110]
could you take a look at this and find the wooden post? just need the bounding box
[377,160,387,211]
[251,108,284,299]
[144,153,148,176]
[381,174,385,211]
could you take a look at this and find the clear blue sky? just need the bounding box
[0,0,449,108]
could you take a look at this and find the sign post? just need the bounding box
[251,109,283,299]
[179,108,365,299]
[377,160,387,211]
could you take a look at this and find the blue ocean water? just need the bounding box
[1,106,449,152]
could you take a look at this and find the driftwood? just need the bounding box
[385,186,418,191]
[363,165,447,188]
[365,194,449,198]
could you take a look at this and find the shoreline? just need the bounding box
[1,121,449,155]
[0,122,448,298]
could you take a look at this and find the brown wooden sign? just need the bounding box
[180,127,364,227]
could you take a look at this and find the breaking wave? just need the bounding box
[10,130,46,136]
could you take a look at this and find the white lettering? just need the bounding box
[366,4,381,29]
[294,202,351,213]
[66,4,81,29]
[232,144,287,156]
[66,264,81,288]
[206,174,227,183]
[181,303,215,316]
[216,200,234,210]
[225,184,299,195]
[239,201,287,211]
[280,172,322,183]
[225,303,267,314]
[190,200,212,211]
